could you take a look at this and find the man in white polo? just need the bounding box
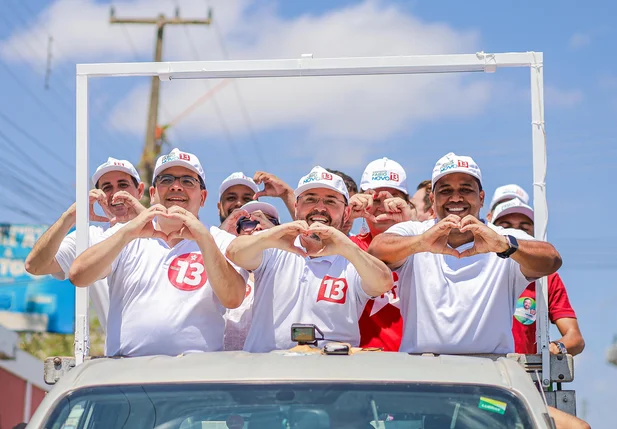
[226,166,393,352]
[368,152,562,354]
[25,157,145,332]
[69,148,248,357]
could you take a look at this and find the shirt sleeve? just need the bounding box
[52,231,77,280]
[384,220,425,237]
[547,273,577,321]
[348,265,371,307]
[210,226,250,283]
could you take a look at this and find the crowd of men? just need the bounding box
[24,147,588,427]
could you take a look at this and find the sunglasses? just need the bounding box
[236,216,280,234]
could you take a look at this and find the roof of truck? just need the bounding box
[59,351,528,389]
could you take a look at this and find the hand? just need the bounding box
[250,210,277,229]
[122,205,169,241]
[66,189,111,223]
[261,221,309,257]
[109,191,146,224]
[253,171,294,200]
[419,215,462,258]
[458,215,510,258]
[348,193,375,221]
[374,196,414,224]
[166,206,210,241]
[220,209,250,236]
[303,222,351,257]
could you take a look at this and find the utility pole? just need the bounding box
[109,6,212,197]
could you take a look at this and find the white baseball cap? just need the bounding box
[92,157,141,188]
[431,152,482,189]
[219,172,259,199]
[294,166,350,202]
[360,157,408,195]
[153,148,206,187]
[240,201,280,222]
[492,198,534,223]
[489,184,530,211]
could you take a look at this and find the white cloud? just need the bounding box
[545,86,583,108]
[1,0,492,147]
[569,32,592,49]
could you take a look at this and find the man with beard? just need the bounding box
[218,172,260,235]
[69,148,248,357]
[369,152,562,354]
[25,157,145,333]
[226,166,393,352]
[347,157,414,351]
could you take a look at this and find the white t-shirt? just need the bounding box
[223,274,254,351]
[104,225,248,357]
[244,237,371,353]
[53,223,118,333]
[386,219,535,354]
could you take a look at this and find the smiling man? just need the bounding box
[25,157,145,333]
[226,166,393,352]
[69,148,248,357]
[368,152,562,354]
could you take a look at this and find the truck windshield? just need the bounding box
[44,382,535,429]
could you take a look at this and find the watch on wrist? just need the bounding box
[496,235,519,259]
[552,341,568,354]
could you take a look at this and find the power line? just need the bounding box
[0,129,75,205]
[207,2,267,169]
[176,10,245,170]
[0,110,74,169]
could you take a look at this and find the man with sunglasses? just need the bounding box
[226,166,394,352]
[224,200,281,351]
[26,157,145,333]
[70,148,248,357]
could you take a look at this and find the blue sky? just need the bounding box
[1,0,616,426]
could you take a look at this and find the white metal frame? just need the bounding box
[74,52,551,386]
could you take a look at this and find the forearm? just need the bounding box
[368,233,423,268]
[512,240,562,278]
[226,235,269,271]
[25,211,75,275]
[197,234,247,309]
[283,190,296,220]
[554,319,585,356]
[341,242,393,296]
[69,230,130,286]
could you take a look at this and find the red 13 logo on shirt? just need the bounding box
[168,253,208,291]
[317,276,348,304]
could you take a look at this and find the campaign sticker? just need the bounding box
[478,397,507,415]
[168,253,208,291]
[514,296,536,325]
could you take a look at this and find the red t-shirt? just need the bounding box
[512,272,577,354]
[351,233,404,351]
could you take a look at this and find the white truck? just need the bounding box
[22,51,580,429]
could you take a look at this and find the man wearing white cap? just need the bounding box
[226,166,393,352]
[491,198,585,356]
[25,157,145,332]
[69,148,248,357]
[218,172,259,222]
[347,157,414,352]
[224,200,280,351]
[486,184,530,222]
[369,152,562,354]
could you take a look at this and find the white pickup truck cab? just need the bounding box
[28,351,557,429]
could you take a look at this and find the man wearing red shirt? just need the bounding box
[349,158,414,351]
[492,198,585,355]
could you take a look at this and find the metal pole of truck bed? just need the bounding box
[75,74,90,365]
[529,54,551,387]
[74,53,550,382]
